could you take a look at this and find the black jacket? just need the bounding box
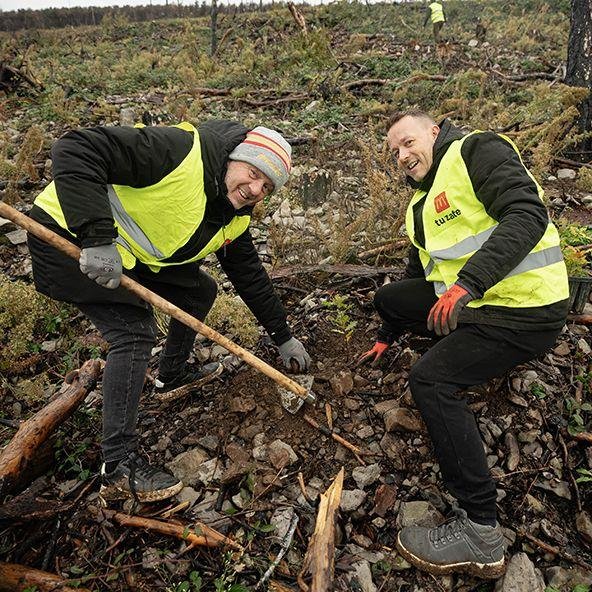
[378,119,567,341]
[29,121,291,345]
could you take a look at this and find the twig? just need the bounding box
[256,513,299,589]
[558,433,582,512]
[303,414,365,462]
[517,529,592,570]
[569,431,592,444]
[94,508,242,550]
[0,418,21,430]
[358,239,409,260]
[553,157,592,170]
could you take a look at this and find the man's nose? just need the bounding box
[249,179,265,197]
[398,147,409,163]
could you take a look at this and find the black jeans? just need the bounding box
[374,278,561,523]
[78,269,217,464]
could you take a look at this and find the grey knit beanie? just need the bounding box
[228,126,292,191]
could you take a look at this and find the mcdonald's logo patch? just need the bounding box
[434,192,450,213]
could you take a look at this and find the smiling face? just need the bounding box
[224,160,274,210]
[387,115,440,182]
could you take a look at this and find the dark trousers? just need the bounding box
[374,278,561,523]
[78,269,217,464]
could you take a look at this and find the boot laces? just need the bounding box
[429,506,468,546]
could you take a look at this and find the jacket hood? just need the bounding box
[407,119,465,190]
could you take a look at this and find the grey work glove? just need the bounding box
[79,243,122,289]
[278,337,311,372]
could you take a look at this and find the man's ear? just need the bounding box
[431,125,440,140]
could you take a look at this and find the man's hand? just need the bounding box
[427,284,473,336]
[79,243,122,289]
[278,337,311,372]
[356,341,389,367]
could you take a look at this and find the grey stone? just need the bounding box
[396,501,443,528]
[352,463,381,489]
[495,552,545,591]
[340,489,368,512]
[166,448,208,486]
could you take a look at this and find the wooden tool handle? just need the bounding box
[0,202,311,401]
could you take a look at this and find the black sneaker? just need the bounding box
[154,362,223,395]
[396,506,505,579]
[100,452,183,503]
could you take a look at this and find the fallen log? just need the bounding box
[96,507,243,550]
[0,359,101,499]
[0,561,90,592]
[298,468,344,592]
[270,263,403,280]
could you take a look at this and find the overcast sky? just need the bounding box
[0,0,203,10]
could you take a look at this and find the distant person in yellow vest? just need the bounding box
[28,121,311,503]
[358,110,568,578]
[424,0,446,43]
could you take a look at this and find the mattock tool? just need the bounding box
[0,201,316,413]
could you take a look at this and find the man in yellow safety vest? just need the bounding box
[359,110,569,578]
[28,121,311,503]
[424,0,446,43]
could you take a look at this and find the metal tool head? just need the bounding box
[277,374,315,414]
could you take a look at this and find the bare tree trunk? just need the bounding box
[210,0,218,56]
[565,0,592,150]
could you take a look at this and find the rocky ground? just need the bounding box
[1,182,592,591]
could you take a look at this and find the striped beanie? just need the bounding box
[229,126,292,191]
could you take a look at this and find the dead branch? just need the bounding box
[517,529,592,571]
[0,561,90,592]
[0,477,72,524]
[340,78,389,91]
[0,62,44,94]
[568,431,592,444]
[303,414,365,461]
[270,263,404,280]
[256,512,299,589]
[553,157,592,170]
[0,359,101,499]
[298,468,344,592]
[288,2,308,34]
[96,508,242,550]
[358,239,409,260]
[567,314,592,324]
[490,69,559,82]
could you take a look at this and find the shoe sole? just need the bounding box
[99,479,184,504]
[155,363,223,403]
[396,533,506,580]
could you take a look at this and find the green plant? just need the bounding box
[530,382,548,399]
[323,294,358,342]
[558,223,592,277]
[564,396,592,436]
[576,468,592,484]
[174,572,203,592]
[54,437,92,481]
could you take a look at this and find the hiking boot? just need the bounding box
[396,507,505,579]
[154,362,223,394]
[100,452,183,503]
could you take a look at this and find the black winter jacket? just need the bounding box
[29,120,292,345]
[378,120,568,343]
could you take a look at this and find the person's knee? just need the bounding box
[408,360,433,407]
[198,269,218,309]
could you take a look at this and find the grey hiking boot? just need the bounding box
[396,507,505,579]
[100,452,183,503]
[154,362,223,394]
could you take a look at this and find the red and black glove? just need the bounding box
[356,341,389,367]
[427,284,473,336]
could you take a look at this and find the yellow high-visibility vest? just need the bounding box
[405,132,569,308]
[34,122,250,272]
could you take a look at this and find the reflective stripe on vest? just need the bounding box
[405,131,569,308]
[430,2,445,23]
[34,122,251,272]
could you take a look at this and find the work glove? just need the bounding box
[356,341,389,367]
[427,283,473,336]
[278,337,311,372]
[79,243,122,290]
